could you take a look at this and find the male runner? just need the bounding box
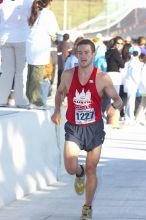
[51,39,122,220]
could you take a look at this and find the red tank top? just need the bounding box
[66,66,102,125]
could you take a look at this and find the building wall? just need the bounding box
[0,107,66,207]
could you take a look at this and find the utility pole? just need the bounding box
[106,0,110,36]
[63,0,67,31]
[88,0,91,20]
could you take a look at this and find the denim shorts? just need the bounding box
[64,119,106,152]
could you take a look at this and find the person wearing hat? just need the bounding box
[124,45,143,125]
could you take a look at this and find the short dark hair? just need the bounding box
[133,51,139,56]
[77,39,95,52]
[63,33,70,41]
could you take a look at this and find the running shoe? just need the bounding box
[74,164,85,195]
[80,204,92,220]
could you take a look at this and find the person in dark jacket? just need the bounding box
[106,36,124,92]
[105,36,125,127]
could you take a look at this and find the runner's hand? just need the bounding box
[51,111,61,125]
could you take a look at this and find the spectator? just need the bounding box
[106,36,125,93]
[124,36,133,44]
[124,46,143,125]
[92,37,108,122]
[0,0,33,107]
[64,36,84,71]
[105,36,125,128]
[135,55,146,125]
[50,39,58,85]
[137,36,146,56]
[26,0,59,108]
[57,33,73,87]
[120,42,132,119]
[92,37,107,72]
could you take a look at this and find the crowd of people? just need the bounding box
[0,1,145,122]
[0,1,146,219]
[103,35,146,127]
[56,33,146,127]
[0,0,59,109]
[52,33,146,219]
[51,34,146,220]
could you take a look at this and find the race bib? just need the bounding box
[75,108,95,124]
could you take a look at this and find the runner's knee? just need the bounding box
[65,163,77,175]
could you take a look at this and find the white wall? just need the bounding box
[0,107,66,207]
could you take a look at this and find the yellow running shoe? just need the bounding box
[80,204,92,220]
[74,165,85,195]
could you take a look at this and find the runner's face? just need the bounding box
[76,44,95,68]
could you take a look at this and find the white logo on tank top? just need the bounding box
[73,89,95,124]
[73,89,92,106]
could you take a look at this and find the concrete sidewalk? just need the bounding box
[0,124,146,220]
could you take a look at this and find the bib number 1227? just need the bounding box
[75,108,95,124]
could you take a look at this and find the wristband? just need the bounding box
[111,103,116,109]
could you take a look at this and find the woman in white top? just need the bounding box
[0,0,33,106]
[124,46,143,124]
[26,0,59,107]
[135,57,146,125]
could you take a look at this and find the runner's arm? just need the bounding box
[103,74,123,115]
[51,72,68,125]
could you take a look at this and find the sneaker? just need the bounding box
[74,165,85,195]
[80,204,92,220]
